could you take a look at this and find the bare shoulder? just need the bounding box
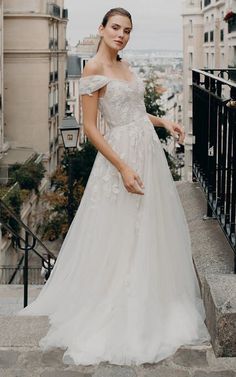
[82,58,103,78]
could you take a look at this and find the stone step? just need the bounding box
[1,315,236,377]
[0,286,236,376]
[0,284,42,315]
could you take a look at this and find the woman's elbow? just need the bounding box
[83,123,95,138]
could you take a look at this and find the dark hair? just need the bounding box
[97,7,133,61]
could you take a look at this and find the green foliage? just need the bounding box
[144,69,180,181]
[0,185,22,235]
[0,159,46,238]
[144,70,170,144]
[144,75,165,118]
[164,150,181,181]
[41,142,98,241]
[41,210,69,241]
[9,161,46,194]
[61,141,97,186]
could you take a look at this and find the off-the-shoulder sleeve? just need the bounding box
[79,75,110,96]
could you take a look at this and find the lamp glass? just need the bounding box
[61,129,79,149]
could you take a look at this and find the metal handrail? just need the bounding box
[0,199,55,259]
[193,68,236,88]
[192,68,236,272]
[0,199,57,306]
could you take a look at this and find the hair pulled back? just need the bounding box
[97,7,133,61]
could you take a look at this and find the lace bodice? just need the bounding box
[78,72,147,128]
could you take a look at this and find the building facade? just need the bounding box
[182,0,236,181]
[2,0,68,174]
[0,0,4,158]
[67,35,108,144]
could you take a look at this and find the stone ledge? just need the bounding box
[203,273,236,357]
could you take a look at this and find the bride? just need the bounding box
[18,7,210,366]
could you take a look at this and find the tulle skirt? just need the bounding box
[17,115,210,365]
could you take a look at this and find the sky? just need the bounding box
[64,0,183,51]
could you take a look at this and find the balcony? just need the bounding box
[192,68,236,358]
[192,68,236,261]
[47,3,61,18]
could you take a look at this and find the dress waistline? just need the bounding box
[106,115,149,131]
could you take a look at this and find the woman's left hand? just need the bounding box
[162,119,185,145]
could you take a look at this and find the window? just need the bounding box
[220,29,224,42]
[228,15,236,33]
[211,53,214,67]
[189,19,193,34]
[210,30,214,42]
[206,52,209,68]
[189,52,193,68]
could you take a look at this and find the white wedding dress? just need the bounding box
[17,68,210,366]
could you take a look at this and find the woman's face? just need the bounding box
[99,14,132,52]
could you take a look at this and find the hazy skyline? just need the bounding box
[64,1,183,51]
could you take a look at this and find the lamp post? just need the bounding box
[59,111,80,225]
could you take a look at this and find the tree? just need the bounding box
[144,70,181,181]
[41,142,98,240]
[9,160,46,194]
[61,141,97,187]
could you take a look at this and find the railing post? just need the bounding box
[67,153,74,226]
[23,231,29,307]
[17,230,36,307]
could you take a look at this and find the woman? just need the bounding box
[18,7,210,366]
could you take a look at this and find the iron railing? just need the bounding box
[0,199,57,306]
[0,265,43,285]
[192,69,236,272]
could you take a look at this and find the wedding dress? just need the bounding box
[17,67,211,366]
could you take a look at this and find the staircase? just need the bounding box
[0,198,57,306]
[0,304,235,376]
[0,183,236,375]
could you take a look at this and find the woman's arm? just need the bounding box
[147,112,185,145]
[147,113,166,128]
[81,61,145,195]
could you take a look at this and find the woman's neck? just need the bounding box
[96,43,119,66]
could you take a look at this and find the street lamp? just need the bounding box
[59,110,80,150]
[59,111,80,225]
